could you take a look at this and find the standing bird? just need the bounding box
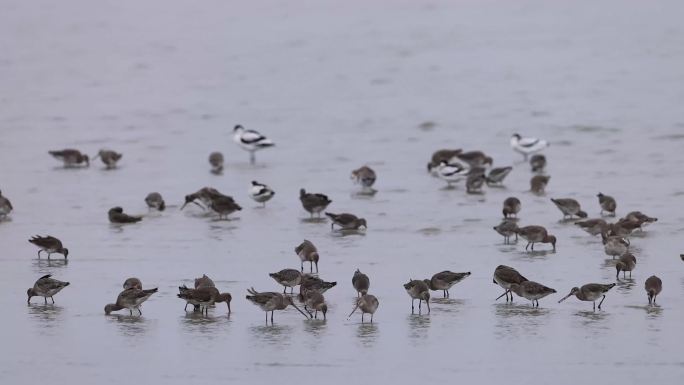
[616,253,637,279]
[348,294,379,323]
[510,134,549,160]
[249,181,275,207]
[508,281,556,307]
[502,197,521,218]
[177,286,222,315]
[352,269,370,296]
[208,152,224,174]
[493,265,528,302]
[123,277,142,290]
[299,189,332,218]
[466,171,486,194]
[644,276,662,305]
[530,154,546,173]
[403,279,430,314]
[351,166,377,190]
[108,207,142,224]
[27,275,70,304]
[427,149,462,173]
[558,283,616,311]
[269,269,302,294]
[144,192,165,211]
[93,149,122,169]
[623,211,658,228]
[246,288,310,324]
[456,151,493,168]
[294,240,319,273]
[597,193,616,216]
[0,190,13,219]
[550,198,587,219]
[181,187,224,210]
[232,125,274,165]
[299,275,337,296]
[195,274,216,289]
[601,233,629,259]
[424,271,471,298]
[325,212,367,231]
[493,220,519,244]
[209,196,242,220]
[516,225,556,251]
[530,175,550,195]
[28,235,69,259]
[434,161,469,187]
[105,287,158,315]
[486,166,513,186]
[48,149,89,167]
[302,291,328,320]
[575,219,609,236]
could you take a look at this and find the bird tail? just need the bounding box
[247,287,258,295]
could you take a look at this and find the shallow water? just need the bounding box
[2,0,684,383]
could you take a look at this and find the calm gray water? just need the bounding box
[2,0,684,383]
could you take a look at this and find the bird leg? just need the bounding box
[249,151,255,165]
[184,303,189,311]
[598,295,606,309]
[37,249,43,259]
[525,242,530,251]
[271,311,274,323]
[138,308,143,316]
[51,297,55,304]
[411,299,415,313]
[370,314,373,323]
[44,297,47,304]
[361,313,364,323]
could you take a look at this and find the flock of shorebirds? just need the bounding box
[2,126,675,324]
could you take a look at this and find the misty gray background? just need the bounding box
[1,0,683,384]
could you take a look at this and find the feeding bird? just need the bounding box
[28,235,68,259]
[27,274,70,304]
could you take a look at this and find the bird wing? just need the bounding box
[240,130,267,144]
[518,137,541,147]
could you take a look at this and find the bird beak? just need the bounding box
[495,291,509,301]
[348,302,360,319]
[290,303,311,319]
[558,293,572,303]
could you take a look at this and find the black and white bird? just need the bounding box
[435,161,469,187]
[249,181,275,207]
[232,125,274,164]
[510,134,549,160]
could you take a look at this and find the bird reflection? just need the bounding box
[406,313,431,342]
[28,304,64,328]
[615,278,636,293]
[303,319,328,337]
[249,324,293,346]
[301,217,327,224]
[32,258,68,273]
[181,313,229,337]
[356,323,379,347]
[108,314,150,337]
[493,303,551,339]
